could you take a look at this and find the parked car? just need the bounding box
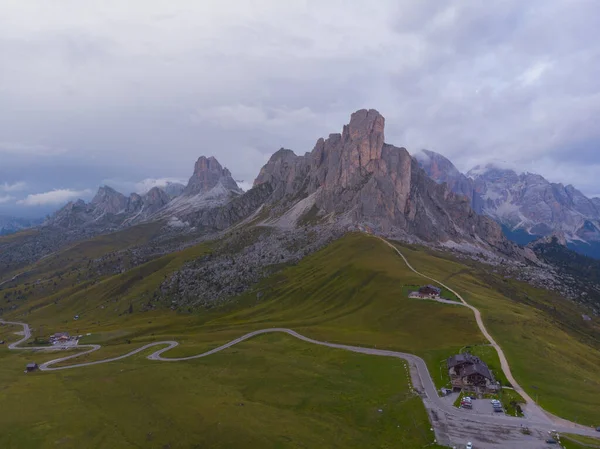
[545,438,557,444]
[596,426,600,432]
[466,442,473,449]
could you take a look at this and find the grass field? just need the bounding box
[2,231,600,447]
[1,234,483,447]
[562,433,600,448]
[394,242,600,426]
[0,332,438,449]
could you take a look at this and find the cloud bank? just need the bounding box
[18,189,93,207]
[1,0,599,215]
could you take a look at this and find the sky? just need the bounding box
[2,0,600,217]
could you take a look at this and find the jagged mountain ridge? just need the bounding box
[252,109,518,256]
[48,156,243,231]
[156,156,243,219]
[468,164,600,241]
[48,185,171,230]
[415,150,600,257]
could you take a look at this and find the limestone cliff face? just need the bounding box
[415,149,484,213]
[254,109,512,250]
[184,156,241,196]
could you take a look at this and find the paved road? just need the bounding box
[375,236,598,433]
[2,318,599,443]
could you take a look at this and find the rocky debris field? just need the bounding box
[156,225,345,309]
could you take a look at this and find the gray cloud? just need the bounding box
[1,0,599,216]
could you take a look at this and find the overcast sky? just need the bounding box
[2,0,600,217]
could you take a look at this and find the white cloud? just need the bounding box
[18,189,92,206]
[236,181,254,192]
[0,0,599,199]
[0,181,27,192]
[518,61,553,86]
[134,177,187,194]
[0,195,15,204]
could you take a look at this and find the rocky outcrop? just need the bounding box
[49,185,171,230]
[158,156,243,218]
[415,150,484,213]
[528,231,568,248]
[416,150,600,255]
[468,165,600,243]
[183,156,241,196]
[90,186,128,215]
[181,183,273,231]
[253,109,517,255]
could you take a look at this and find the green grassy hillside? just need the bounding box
[0,332,436,449]
[394,242,600,425]
[2,231,600,447]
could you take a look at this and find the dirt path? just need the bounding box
[375,236,594,432]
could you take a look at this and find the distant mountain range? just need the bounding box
[416,150,600,259]
[47,156,242,232]
[0,216,42,236]
[8,107,600,277]
[4,107,600,318]
[3,109,531,273]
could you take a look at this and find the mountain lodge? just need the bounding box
[447,353,498,394]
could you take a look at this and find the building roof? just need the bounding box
[53,332,69,338]
[447,353,483,368]
[419,285,441,294]
[26,363,37,368]
[461,363,493,380]
[447,353,493,380]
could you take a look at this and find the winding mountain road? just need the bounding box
[2,236,599,443]
[2,318,599,440]
[375,236,596,432]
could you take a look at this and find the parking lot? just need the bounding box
[461,397,503,416]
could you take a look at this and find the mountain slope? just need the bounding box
[415,151,600,258]
[468,164,600,240]
[48,185,171,230]
[527,234,600,311]
[253,109,518,256]
[157,156,243,219]
[413,149,484,213]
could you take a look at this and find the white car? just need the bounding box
[466,442,473,449]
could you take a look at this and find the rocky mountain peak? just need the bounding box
[91,186,128,215]
[252,109,517,256]
[342,108,385,164]
[183,156,241,196]
[143,187,170,211]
